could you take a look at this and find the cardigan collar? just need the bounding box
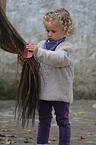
[44,37,66,51]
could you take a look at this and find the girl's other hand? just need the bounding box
[18,53,26,61]
[26,43,38,55]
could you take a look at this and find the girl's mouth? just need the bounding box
[49,38,54,41]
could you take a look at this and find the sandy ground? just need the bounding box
[0,100,96,145]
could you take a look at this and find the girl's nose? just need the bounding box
[48,31,52,36]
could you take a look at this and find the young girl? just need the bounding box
[25,8,75,145]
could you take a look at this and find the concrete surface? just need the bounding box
[0,100,96,145]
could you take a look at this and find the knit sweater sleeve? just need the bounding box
[35,40,74,68]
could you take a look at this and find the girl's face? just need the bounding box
[44,20,65,41]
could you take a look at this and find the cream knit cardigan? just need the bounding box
[35,39,74,104]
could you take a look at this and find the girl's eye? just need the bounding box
[46,30,49,33]
[52,30,56,33]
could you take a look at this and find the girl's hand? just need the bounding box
[26,43,38,55]
[18,53,26,61]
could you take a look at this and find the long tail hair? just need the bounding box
[0,5,40,127]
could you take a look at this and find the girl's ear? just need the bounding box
[62,29,66,36]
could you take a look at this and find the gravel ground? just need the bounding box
[0,100,96,145]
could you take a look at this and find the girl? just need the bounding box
[26,8,76,145]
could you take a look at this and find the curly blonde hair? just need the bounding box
[43,8,76,36]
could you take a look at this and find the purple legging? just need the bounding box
[37,100,71,145]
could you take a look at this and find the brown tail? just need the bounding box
[0,5,40,127]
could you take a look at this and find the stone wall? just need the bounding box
[0,0,96,100]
